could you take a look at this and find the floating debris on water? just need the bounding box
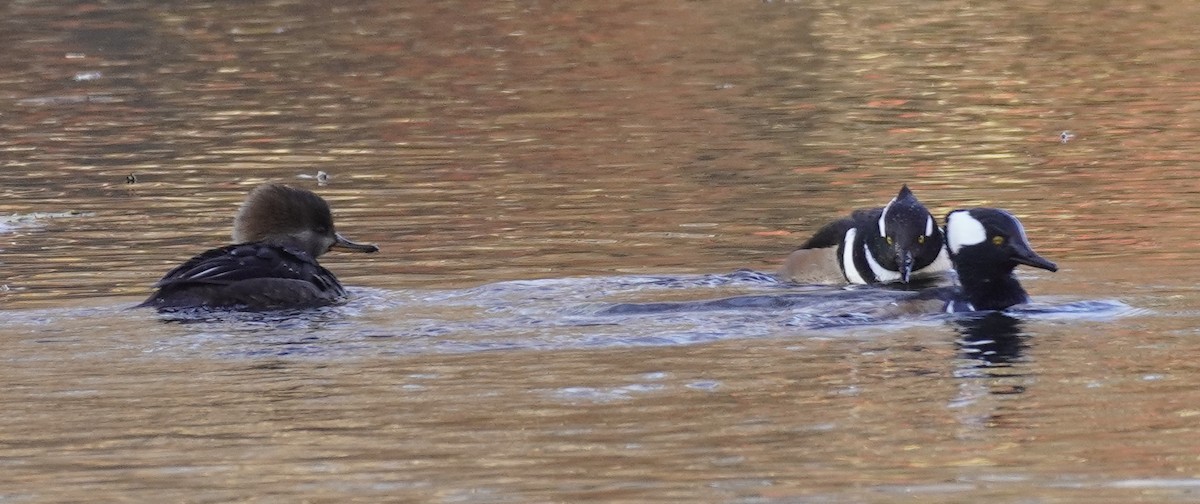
[297,170,330,185]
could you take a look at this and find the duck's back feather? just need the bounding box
[140,243,346,310]
[798,209,880,250]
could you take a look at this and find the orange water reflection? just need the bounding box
[2,0,1200,501]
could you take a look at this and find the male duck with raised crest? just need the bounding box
[870,207,1057,316]
[779,184,950,285]
[604,207,1058,319]
[139,184,379,311]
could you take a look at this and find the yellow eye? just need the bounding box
[992,236,1005,246]
[917,235,925,244]
[886,236,894,245]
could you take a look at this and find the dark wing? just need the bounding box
[141,243,349,311]
[798,207,881,249]
[153,243,336,292]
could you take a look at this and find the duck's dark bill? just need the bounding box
[1014,250,1057,272]
[331,233,380,253]
[898,251,914,283]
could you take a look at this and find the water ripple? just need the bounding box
[0,273,1139,360]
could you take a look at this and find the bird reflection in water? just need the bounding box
[948,311,1034,433]
[953,311,1028,370]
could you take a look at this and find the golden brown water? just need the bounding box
[3,0,1200,501]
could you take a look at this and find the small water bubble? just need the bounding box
[711,455,745,467]
[685,380,721,391]
[73,71,102,81]
[619,383,665,394]
[803,422,838,432]
[832,385,860,396]
[553,386,627,402]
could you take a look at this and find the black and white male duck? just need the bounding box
[911,207,1058,313]
[604,207,1058,318]
[778,185,951,285]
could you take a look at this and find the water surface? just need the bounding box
[3,0,1200,501]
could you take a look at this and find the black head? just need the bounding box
[943,208,1056,311]
[865,185,945,282]
[945,208,1057,274]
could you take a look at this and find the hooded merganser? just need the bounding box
[138,184,379,311]
[778,184,950,285]
[883,208,1058,314]
[604,209,1060,320]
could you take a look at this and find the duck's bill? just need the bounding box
[331,233,380,253]
[1013,248,1057,272]
[898,251,914,283]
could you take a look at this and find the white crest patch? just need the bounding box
[878,196,897,237]
[925,215,934,236]
[841,229,867,284]
[863,243,901,282]
[946,211,987,254]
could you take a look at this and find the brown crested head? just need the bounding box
[232,184,377,258]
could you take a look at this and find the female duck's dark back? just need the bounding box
[138,184,379,311]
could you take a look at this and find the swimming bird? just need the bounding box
[879,208,1058,314]
[138,184,379,311]
[936,208,1057,312]
[778,184,950,285]
[604,208,1057,319]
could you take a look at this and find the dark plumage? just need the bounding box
[779,185,950,285]
[603,208,1059,321]
[880,208,1058,315]
[139,184,378,311]
[940,207,1057,312]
